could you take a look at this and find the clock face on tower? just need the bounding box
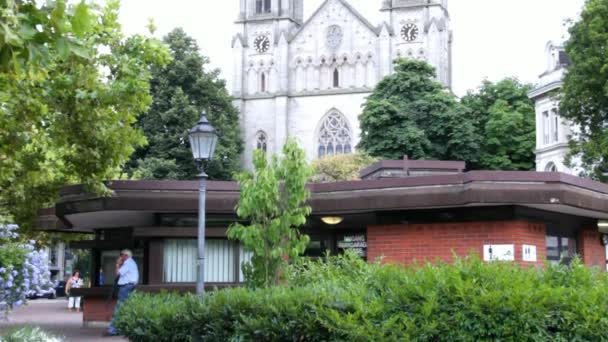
[254,35,270,53]
[401,24,419,42]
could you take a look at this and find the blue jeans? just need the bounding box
[107,284,135,335]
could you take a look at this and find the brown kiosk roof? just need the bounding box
[38,171,608,233]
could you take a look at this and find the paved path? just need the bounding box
[0,298,126,342]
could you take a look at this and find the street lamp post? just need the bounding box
[188,111,219,296]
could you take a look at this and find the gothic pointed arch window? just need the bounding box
[333,68,340,88]
[260,72,267,93]
[317,111,352,158]
[256,131,268,152]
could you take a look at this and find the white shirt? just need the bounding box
[69,277,82,289]
[117,257,139,285]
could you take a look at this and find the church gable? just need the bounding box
[286,0,381,93]
[285,0,380,93]
[290,0,378,49]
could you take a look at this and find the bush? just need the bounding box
[117,254,608,341]
[188,286,344,341]
[0,326,62,342]
[113,292,194,342]
[0,224,51,318]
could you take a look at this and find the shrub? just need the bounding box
[117,254,608,341]
[0,224,51,318]
[0,326,63,342]
[113,292,193,342]
[187,286,345,342]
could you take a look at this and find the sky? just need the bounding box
[118,0,584,96]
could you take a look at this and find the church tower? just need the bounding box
[233,0,303,98]
[232,0,303,166]
[381,0,452,87]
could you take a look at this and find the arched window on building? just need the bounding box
[545,162,558,172]
[333,68,340,88]
[256,131,268,153]
[317,111,352,158]
[260,72,266,93]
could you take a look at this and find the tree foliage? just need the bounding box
[126,28,242,181]
[227,139,312,288]
[560,0,608,180]
[310,153,377,183]
[358,59,478,162]
[359,59,535,171]
[0,0,93,72]
[460,78,536,170]
[0,0,170,229]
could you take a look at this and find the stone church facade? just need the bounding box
[232,0,453,167]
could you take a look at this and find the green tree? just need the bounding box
[311,153,377,183]
[127,28,242,180]
[460,78,536,170]
[560,0,608,180]
[227,139,312,288]
[358,59,478,161]
[0,0,170,229]
[0,0,93,72]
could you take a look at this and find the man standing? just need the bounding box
[107,249,139,336]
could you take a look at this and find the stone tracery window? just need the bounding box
[256,131,268,152]
[318,112,352,158]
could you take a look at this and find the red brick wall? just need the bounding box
[579,227,606,269]
[367,221,546,266]
[83,297,115,322]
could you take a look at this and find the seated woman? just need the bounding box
[65,270,83,312]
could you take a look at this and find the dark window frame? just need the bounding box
[256,131,268,152]
[256,0,271,14]
[333,68,340,88]
[546,224,578,265]
[260,72,266,93]
[552,108,559,142]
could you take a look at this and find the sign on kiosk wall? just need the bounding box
[522,245,537,262]
[483,244,515,262]
[337,234,367,257]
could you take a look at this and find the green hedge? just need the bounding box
[113,291,193,341]
[115,255,608,342]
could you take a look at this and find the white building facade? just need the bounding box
[232,0,452,167]
[529,42,578,174]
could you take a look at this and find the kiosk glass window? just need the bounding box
[304,237,332,258]
[163,239,251,283]
[546,231,577,265]
[99,250,143,286]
